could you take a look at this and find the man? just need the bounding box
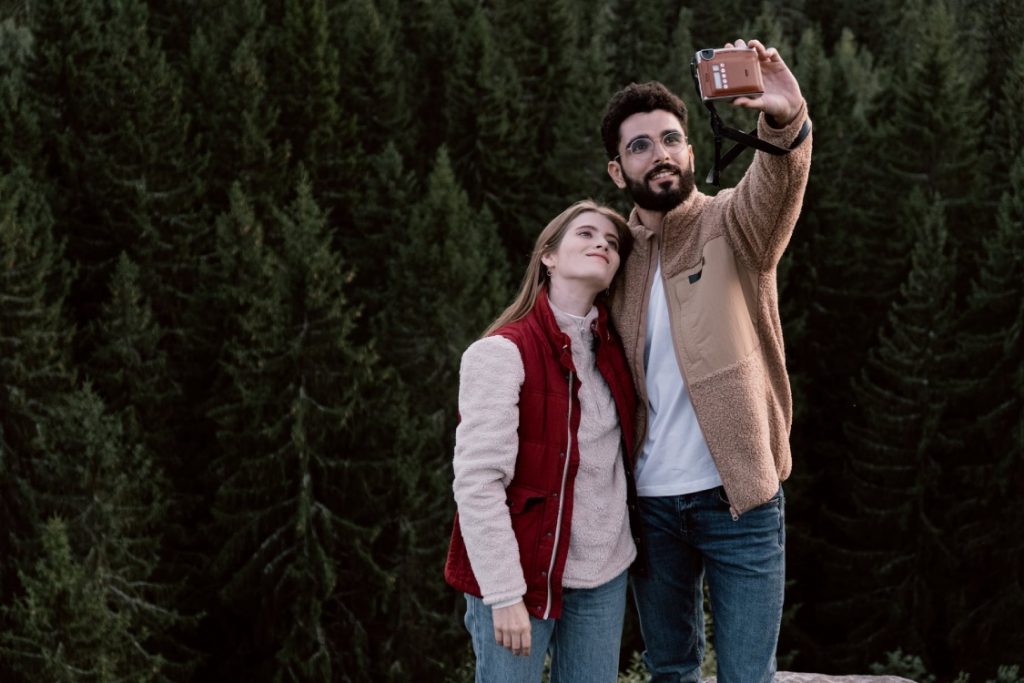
[601,39,812,682]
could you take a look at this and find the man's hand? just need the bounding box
[493,602,532,657]
[725,38,803,127]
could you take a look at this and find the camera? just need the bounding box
[692,47,764,102]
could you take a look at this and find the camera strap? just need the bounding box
[703,102,794,186]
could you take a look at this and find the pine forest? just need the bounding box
[0,0,1022,681]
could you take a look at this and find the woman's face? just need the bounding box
[542,211,622,293]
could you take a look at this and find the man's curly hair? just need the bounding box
[601,81,689,160]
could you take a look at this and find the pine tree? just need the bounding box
[268,0,359,214]
[186,0,287,215]
[991,45,1024,198]
[14,384,186,682]
[86,253,180,458]
[832,191,965,673]
[606,0,678,86]
[27,0,207,327]
[338,0,409,158]
[208,174,380,681]
[443,4,536,255]
[371,147,511,678]
[0,518,124,683]
[878,0,987,254]
[544,8,616,206]
[0,16,39,173]
[0,168,72,631]
[782,25,889,668]
[951,154,1024,673]
[347,143,417,315]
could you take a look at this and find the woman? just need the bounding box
[444,200,639,682]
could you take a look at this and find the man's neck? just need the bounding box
[636,206,666,234]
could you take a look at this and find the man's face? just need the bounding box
[607,110,695,213]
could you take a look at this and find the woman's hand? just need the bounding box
[725,38,803,127]
[493,602,532,657]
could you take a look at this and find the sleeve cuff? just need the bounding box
[488,596,525,610]
[758,99,809,148]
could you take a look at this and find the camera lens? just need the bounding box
[700,49,715,60]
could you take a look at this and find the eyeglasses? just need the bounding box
[616,131,686,161]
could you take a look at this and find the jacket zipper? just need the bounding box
[543,365,574,619]
[632,239,660,447]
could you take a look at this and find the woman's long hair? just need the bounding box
[482,200,631,338]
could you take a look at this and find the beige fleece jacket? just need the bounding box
[452,305,635,605]
[610,103,812,515]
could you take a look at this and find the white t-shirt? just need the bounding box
[636,260,722,496]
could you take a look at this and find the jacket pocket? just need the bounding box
[670,241,759,382]
[506,484,549,581]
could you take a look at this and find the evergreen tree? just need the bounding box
[605,0,678,87]
[268,0,358,214]
[832,192,965,673]
[27,0,207,327]
[0,168,72,633]
[208,174,380,681]
[347,143,418,315]
[544,9,616,207]
[951,154,1024,673]
[444,4,535,255]
[187,0,286,215]
[338,0,409,158]
[991,45,1024,197]
[29,385,185,682]
[0,15,38,173]
[1,518,125,683]
[86,253,180,459]
[390,0,461,174]
[878,0,987,255]
[371,147,511,678]
[782,25,888,668]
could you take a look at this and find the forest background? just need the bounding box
[0,0,1022,681]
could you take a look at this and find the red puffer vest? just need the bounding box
[444,288,638,619]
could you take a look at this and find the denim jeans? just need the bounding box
[631,486,785,683]
[464,570,628,683]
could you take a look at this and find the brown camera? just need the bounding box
[692,48,764,102]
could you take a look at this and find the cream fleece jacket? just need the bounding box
[452,305,636,606]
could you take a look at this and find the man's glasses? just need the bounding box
[616,131,686,161]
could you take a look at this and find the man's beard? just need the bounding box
[622,162,696,212]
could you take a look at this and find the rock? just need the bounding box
[701,674,918,683]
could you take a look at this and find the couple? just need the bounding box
[445,40,812,683]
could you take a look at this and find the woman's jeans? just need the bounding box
[631,485,785,683]
[464,570,628,683]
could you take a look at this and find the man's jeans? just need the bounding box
[464,570,628,683]
[631,486,785,683]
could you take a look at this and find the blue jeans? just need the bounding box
[464,570,628,683]
[631,486,785,683]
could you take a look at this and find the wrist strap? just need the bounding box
[704,104,810,186]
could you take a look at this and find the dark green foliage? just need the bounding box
[208,174,380,681]
[187,0,287,214]
[370,147,510,679]
[27,0,207,327]
[2,2,1024,680]
[0,17,38,172]
[0,168,72,622]
[86,254,180,456]
[950,154,1024,673]
[1,517,124,682]
[835,193,965,671]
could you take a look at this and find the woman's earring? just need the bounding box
[547,269,553,278]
